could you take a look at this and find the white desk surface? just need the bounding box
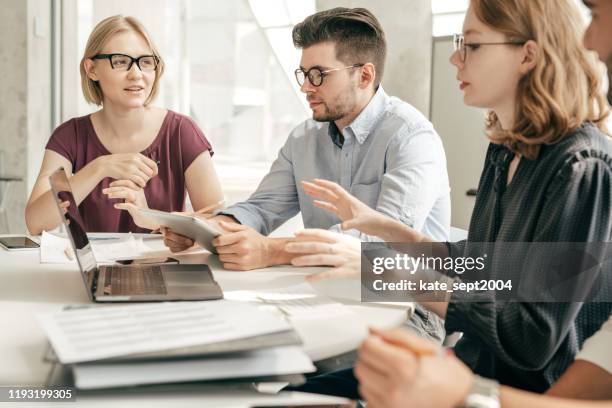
[0,234,411,406]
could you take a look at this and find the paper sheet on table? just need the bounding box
[72,346,315,390]
[226,283,369,361]
[38,300,292,364]
[225,283,357,319]
[39,231,166,264]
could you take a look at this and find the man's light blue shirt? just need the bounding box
[222,86,451,241]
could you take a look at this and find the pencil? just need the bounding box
[64,247,73,260]
[195,199,226,215]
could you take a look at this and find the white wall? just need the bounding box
[430,37,488,229]
[0,0,27,233]
[0,0,52,233]
[316,0,432,116]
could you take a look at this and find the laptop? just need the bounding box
[48,167,224,302]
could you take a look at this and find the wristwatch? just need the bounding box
[462,375,500,408]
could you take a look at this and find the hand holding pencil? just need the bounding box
[354,327,473,408]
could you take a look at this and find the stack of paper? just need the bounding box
[72,346,313,390]
[38,300,315,389]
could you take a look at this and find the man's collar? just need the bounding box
[328,86,389,146]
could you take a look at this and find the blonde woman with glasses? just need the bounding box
[26,15,223,234]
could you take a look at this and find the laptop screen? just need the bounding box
[49,168,98,291]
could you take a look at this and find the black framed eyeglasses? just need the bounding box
[295,64,364,87]
[91,53,159,72]
[453,34,527,63]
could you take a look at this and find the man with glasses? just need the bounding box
[164,8,451,318]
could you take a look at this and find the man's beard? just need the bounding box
[312,102,346,123]
[312,90,356,123]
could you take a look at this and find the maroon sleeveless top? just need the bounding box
[45,110,213,233]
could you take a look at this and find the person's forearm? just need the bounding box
[546,360,612,400]
[267,237,296,266]
[379,217,446,248]
[66,157,108,204]
[25,159,105,234]
[378,217,450,260]
[501,385,612,408]
[214,214,240,224]
[375,216,417,242]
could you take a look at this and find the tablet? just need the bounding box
[137,208,222,254]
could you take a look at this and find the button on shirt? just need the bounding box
[221,86,451,241]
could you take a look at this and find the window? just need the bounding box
[431,0,468,37]
[188,0,313,163]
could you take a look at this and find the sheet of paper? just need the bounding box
[39,231,77,264]
[39,231,167,264]
[225,284,373,361]
[72,346,315,390]
[38,300,292,364]
[91,235,162,262]
[225,283,356,319]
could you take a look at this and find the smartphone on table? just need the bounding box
[0,236,40,251]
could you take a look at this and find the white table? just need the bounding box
[0,235,410,406]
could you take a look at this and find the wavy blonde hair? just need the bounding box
[471,0,610,159]
[80,15,165,106]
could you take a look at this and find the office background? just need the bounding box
[0,0,591,234]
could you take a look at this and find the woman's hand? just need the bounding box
[284,229,362,281]
[355,328,474,408]
[96,153,158,188]
[301,179,391,238]
[160,215,235,253]
[103,180,158,230]
[161,228,196,253]
[58,200,70,215]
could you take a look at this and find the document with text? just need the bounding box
[38,300,292,364]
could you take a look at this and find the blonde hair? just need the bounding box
[80,15,165,106]
[471,0,610,159]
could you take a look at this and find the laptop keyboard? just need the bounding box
[104,266,168,295]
